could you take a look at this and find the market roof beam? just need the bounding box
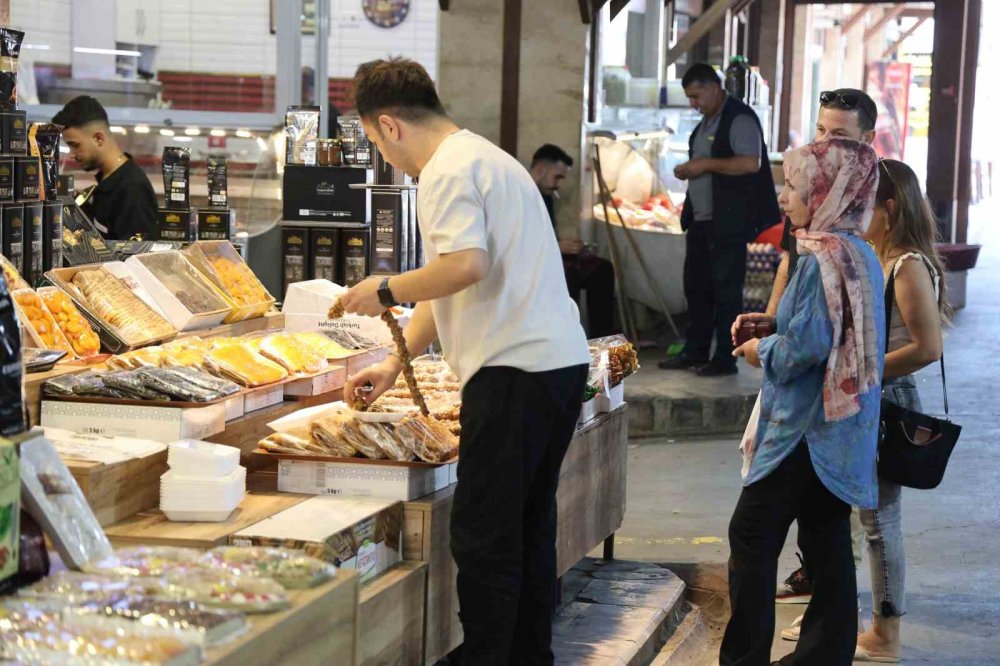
[665,0,746,68]
[882,16,928,59]
[610,0,630,21]
[840,5,871,34]
[578,0,593,24]
[864,4,907,43]
[439,0,449,10]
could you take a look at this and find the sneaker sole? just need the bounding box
[780,630,799,642]
[775,594,812,604]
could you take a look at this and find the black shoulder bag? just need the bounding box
[877,262,961,489]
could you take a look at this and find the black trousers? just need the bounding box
[451,364,588,666]
[721,441,858,666]
[563,253,616,339]
[683,228,747,366]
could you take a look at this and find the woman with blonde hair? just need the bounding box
[721,138,885,666]
[854,158,946,663]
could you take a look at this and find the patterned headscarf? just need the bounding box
[784,138,880,421]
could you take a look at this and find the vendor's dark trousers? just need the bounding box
[451,364,588,666]
[721,441,857,666]
[683,228,747,366]
[563,253,616,338]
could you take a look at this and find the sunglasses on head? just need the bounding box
[820,90,875,128]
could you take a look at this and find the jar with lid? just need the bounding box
[317,139,343,167]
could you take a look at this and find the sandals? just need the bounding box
[854,645,901,663]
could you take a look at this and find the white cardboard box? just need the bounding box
[41,401,226,443]
[596,382,625,413]
[244,385,285,413]
[277,458,452,501]
[230,495,401,583]
[125,254,230,332]
[282,279,411,344]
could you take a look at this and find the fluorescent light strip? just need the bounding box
[235,129,253,138]
[73,47,142,57]
[210,129,226,138]
[184,127,201,136]
[109,126,127,135]
[134,125,150,134]
[24,44,51,51]
[159,128,175,137]
[174,136,193,143]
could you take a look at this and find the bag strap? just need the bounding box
[883,256,949,416]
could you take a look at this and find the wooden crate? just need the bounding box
[204,569,358,666]
[104,489,309,549]
[358,562,428,666]
[65,450,168,527]
[401,406,630,665]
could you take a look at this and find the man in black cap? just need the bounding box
[52,95,157,240]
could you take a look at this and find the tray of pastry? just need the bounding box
[183,241,275,323]
[40,366,243,407]
[125,251,234,331]
[44,263,178,353]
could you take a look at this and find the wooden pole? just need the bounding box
[499,0,522,157]
[665,0,745,68]
[882,16,927,60]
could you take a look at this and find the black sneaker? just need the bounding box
[776,553,812,604]
[695,361,738,377]
[658,354,707,371]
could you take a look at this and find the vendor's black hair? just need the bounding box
[681,63,722,89]
[531,144,573,168]
[52,95,110,130]
[821,88,878,133]
[353,57,447,122]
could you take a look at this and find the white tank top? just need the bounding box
[886,253,940,353]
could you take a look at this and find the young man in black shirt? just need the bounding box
[531,144,617,338]
[52,96,158,240]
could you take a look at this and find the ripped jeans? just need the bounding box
[859,375,920,618]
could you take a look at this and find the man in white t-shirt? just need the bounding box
[341,58,591,665]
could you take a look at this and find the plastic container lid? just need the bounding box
[168,440,241,477]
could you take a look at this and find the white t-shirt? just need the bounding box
[416,129,591,385]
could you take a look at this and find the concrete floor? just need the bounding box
[615,201,1000,664]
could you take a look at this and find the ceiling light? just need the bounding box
[23,44,51,51]
[210,129,227,137]
[73,46,142,57]
[174,136,193,143]
[134,125,150,134]
[255,137,268,152]
[184,127,201,136]
[235,129,253,138]
[159,128,175,137]
[109,126,127,135]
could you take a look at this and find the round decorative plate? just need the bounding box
[363,0,410,28]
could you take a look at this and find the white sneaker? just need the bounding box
[780,614,803,641]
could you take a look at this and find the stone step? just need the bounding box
[625,350,760,439]
[650,603,710,666]
[553,559,688,666]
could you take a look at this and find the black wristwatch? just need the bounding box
[377,277,398,308]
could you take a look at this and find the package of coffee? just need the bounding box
[207,155,228,208]
[56,174,74,198]
[156,208,193,241]
[0,271,26,436]
[354,123,371,167]
[196,208,232,241]
[338,118,357,165]
[285,106,320,166]
[0,29,24,113]
[60,203,113,266]
[14,156,40,201]
[340,229,368,287]
[0,158,12,202]
[27,123,61,200]
[1,204,23,274]
[161,146,191,209]
[311,229,339,283]
[21,202,41,285]
[1,111,26,155]
[282,228,309,292]
[42,202,63,271]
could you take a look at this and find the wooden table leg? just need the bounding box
[602,533,615,561]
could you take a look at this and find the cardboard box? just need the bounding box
[282,279,410,345]
[197,208,233,241]
[231,495,402,583]
[596,382,625,413]
[124,252,231,332]
[156,208,195,242]
[244,385,285,413]
[282,165,369,222]
[40,401,226,443]
[276,458,453,501]
[21,201,42,285]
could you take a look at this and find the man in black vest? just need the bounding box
[659,63,779,376]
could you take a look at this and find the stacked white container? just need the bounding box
[161,440,246,522]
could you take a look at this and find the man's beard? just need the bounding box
[82,159,100,172]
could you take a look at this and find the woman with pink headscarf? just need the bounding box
[720,138,885,666]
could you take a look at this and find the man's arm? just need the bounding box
[697,155,760,176]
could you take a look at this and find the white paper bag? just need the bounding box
[740,391,762,480]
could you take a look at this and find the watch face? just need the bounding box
[363,0,410,28]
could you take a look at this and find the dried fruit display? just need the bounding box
[38,288,101,357]
[13,289,75,357]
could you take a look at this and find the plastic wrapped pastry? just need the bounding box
[68,372,127,399]
[358,422,413,461]
[394,414,460,463]
[66,595,247,649]
[18,571,184,604]
[258,333,327,374]
[310,415,362,458]
[204,345,288,387]
[167,569,289,613]
[164,366,240,396]
[87,546,210,578]
[208,546,337,589]
[159,346,206,368]
[41,372,85,396]
[290,331,354,360]
[259,432,327,456]
[71,268,176,345]
[102,370,172,401]
[135,367,223,402]
[0,620,197,665]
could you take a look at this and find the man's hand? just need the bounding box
[558,239,584,255]
[341,276,385,317]
[674,159,707,181]
[343,357,402,408]
[731,313,776,346]
[733,337,762,368]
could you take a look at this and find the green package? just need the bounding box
[0,438,19,583]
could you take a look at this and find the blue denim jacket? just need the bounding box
[745,234,885,509]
